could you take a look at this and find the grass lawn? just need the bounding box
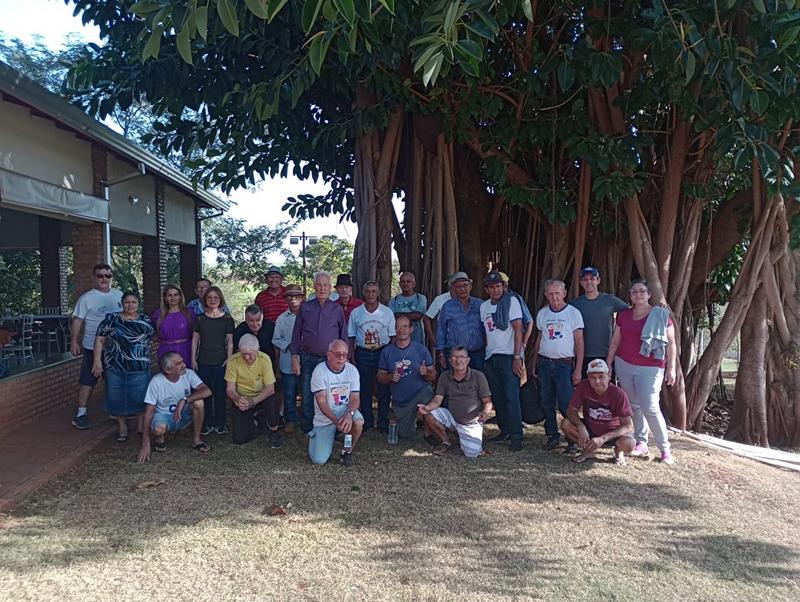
[1,424,799,601]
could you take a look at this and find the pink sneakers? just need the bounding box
[630,442,649,457]
[660,450,675,465]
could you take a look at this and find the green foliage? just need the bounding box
[0,252,42,314]
[279,234,354,291]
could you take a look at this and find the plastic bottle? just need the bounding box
[388,419,399,445]
[344,433,353,452]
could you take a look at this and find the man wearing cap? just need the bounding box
[561,359,635,464]
[335,273,363,325]
[481,270,525,451]
[254,267,288,324]
[234,304,275,358]
[272,284,305,432]
[389,271,428,346]
[436,272,485,371]
[532,278,585,452]
[569,267,629,377]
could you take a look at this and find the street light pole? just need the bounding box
[301,230,307,296]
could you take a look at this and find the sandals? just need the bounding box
[432,442,452,455]
[573,453,596,464]
[154,440,167,453]
[612,454,629,466]
[192,441,211,454]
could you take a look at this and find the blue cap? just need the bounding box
[580,266,599,278]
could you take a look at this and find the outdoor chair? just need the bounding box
[8,315,34,365]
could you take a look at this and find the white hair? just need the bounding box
[313,271,332,284]
[238,333,260,352]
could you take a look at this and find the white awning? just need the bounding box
[0,167,108,222]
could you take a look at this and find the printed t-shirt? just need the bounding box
[310,361,360,427]
[481,296,522,359]
[348,303,396,349]
[536,304,584,359]
[73,288,123,349]
[615,309,673,368]
[568,380,632,436]
[224,352,276,397]
[435,368,491,424]
[388,293,428,345]
[569,293,629,357]
[193,314,235,365]
[144,369,204,414]
[378,341,433,405]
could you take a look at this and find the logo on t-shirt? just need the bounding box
[546,319,566,340]
[587,406,613,422]
[394,359,411,377]
[330,384,349,406]
[485,313,497,332]
[364,329,381,349]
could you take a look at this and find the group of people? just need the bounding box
[69,261,677,467]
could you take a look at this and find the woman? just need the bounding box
[191,286,234,435]
[606,279,677,465]
[151,284,193,363]
[92,292,155,442]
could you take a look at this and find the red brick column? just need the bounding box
[72,144,109,296]
[142,178,167,313]
[38,216,63,309]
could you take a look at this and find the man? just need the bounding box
[70,263,123,429]
[188,278,230,317]
[417,346,493,458]
[254,266,288,323]
[423,274,457,348]
[561,359,635,464]
[481,271,525,451]
[569,267,629,376]
[290,271,348,434]
[334,273,363,324]
[225,333,281,447]
[308,339,365,467]
[388,271,427,346]
[435,272,485,371]
[348,281,396,431]
[377,315,435,439]
[137,352,211,463]
[234,304,275,358]
[532,279,585,452]
[272,284,304,433]
[499,271,535,349]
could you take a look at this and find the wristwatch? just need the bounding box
[349,410,355,416]
[516,354,524,360]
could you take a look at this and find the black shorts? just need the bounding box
[79,347,100,387]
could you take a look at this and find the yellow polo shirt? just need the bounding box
[224,352,276,397]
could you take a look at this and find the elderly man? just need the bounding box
[532,279,585,452]
[561,359,635,464]
[290,271,348,434]
[234,304,275,358]
[334,273,363,324]
[435,272,485,371]
[417,346,493,457]
[309,339,365,467]
[188,278,230,317]
[225,333,280,447]
[254,266,288,324]
[389,271,427,346]
[70,263,123,429]
[377,315,435,439]
[272,284,304,433]
[137,352,211,463]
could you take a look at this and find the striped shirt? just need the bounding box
[254,286,288,323]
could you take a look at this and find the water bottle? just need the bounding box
[343,433,353,452]
[388,419,399,445]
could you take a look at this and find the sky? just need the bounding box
[0,0,358,247]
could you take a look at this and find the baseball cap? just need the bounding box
[484,270,504,285]
[283,284,303,297]
[580,266,600,278]
[498,271,510,283]
[448,271,472,287]
[266,266,283,276]
[587,359,610,374]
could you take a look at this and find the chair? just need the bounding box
[39,306,62,316]
[9,315,34,365]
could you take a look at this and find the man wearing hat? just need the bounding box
[480,270,525,451]
[561,358,635,464]
[254,266,288,324]
[569,267,629,377]
[436,272,486,371]
[272,284,305,432]
[335,273,363,325]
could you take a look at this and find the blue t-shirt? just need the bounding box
[388,293,428,345]
[378,341,433,406]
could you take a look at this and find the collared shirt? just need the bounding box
[254,286,288,323]
[435,368,491,424]
[272,309,298,374]
[224,351,276,398]
[188,298,231,317]
[435,297,485,352]
[289,298,347,357]
[338,296,364,324]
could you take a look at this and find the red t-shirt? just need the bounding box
[254,286,288,323]
[568,380,632,436]
[339,296,363,324]
[615,308,672,368]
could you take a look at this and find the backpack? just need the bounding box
[520,380,545,425]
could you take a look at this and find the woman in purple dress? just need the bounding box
[151,284,194,363]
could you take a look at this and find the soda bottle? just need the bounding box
[388,419,399,445]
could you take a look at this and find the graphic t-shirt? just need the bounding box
[348,304,396,349]
[73,288,123,349]
[96,313,155,372]
[481,297,522,359]
[388,293,428,345]
[536,304,584,359]
[569,293,629,357]
[378,341,433,405]
[144,369,205,414]
[224,352,276,398]
[310,361,360,427]
[568,380,632,436]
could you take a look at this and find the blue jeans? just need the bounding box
[280,371,299,425]
[537,357,574,438]
[197,364,227,430]
[300,353,325,434]
[485,354,523,441]
[355,347,391,430]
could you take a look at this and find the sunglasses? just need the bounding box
[96,273,112,279]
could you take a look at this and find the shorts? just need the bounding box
[584,420,634,447]
[308,405,365,465]
[429,407,483,458]
[79,347,99,387]
[151,404,193,433]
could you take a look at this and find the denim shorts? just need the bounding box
[105,369,149,416]
[151,404,193,432]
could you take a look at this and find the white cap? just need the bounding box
[587,359,610,374]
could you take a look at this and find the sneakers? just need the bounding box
[630,442,650,457]
[660,450,675,465]
[510,439,523,452]
[542,437,560,451]
[488,432,511,444]
[71,414,92,430]
[270,430,282,448]
[214,425,229,435]
[341,450,353,467]
[201,425,214,436]
[565,442,578,455]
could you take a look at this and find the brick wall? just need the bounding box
[71,222,105,296]
[142,178,167,313]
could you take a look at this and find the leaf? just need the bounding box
[521,0,533,22]
[422,52,444,87]
[131,478,165,491]
[196,6,208,40]
[753,0,766,14]
[217,0,240,36]
[778,25,800,49]
[685,50,696,85]
[557,61,574,91]
[176,25,193,65]
[267,0,289,21]
[750,89,769,114]
[302,0,324,33]
[333,0,356,26]
[128,0,162,14]
[142,25,163,60]
[376,0,395,15]
[443,1,461,33]
[475,9,499,36]
[244,0,269,19]
[413,42,443,74]
[309,32,333,75]
[456,38,482,62]
[347,23,358,52]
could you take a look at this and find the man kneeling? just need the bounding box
[417,346,493,458]
[225,334,281,447]
[309,339,364,467]
[561,359,635,465]
[138,352,211,463]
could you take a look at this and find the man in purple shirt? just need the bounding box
[290,271,347,434]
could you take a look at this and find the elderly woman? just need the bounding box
[606,279,677,465]
[151,283,193,362]
[224,333,281,447]
[92,291,155,442]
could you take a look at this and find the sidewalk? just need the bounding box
[0,395,115,512]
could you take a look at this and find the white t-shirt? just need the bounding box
[347,303,396,349]
[425,292,452,319]
[310,361,360,427]
[144,369,204,414]
[536,304,584,359]
[481,297,522,359]
[73,288,123,350]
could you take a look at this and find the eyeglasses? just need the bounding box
[451,355,469,361]
[330,352,349,358]
[96,273,112,279]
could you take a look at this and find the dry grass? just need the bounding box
[1,425,799,602]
